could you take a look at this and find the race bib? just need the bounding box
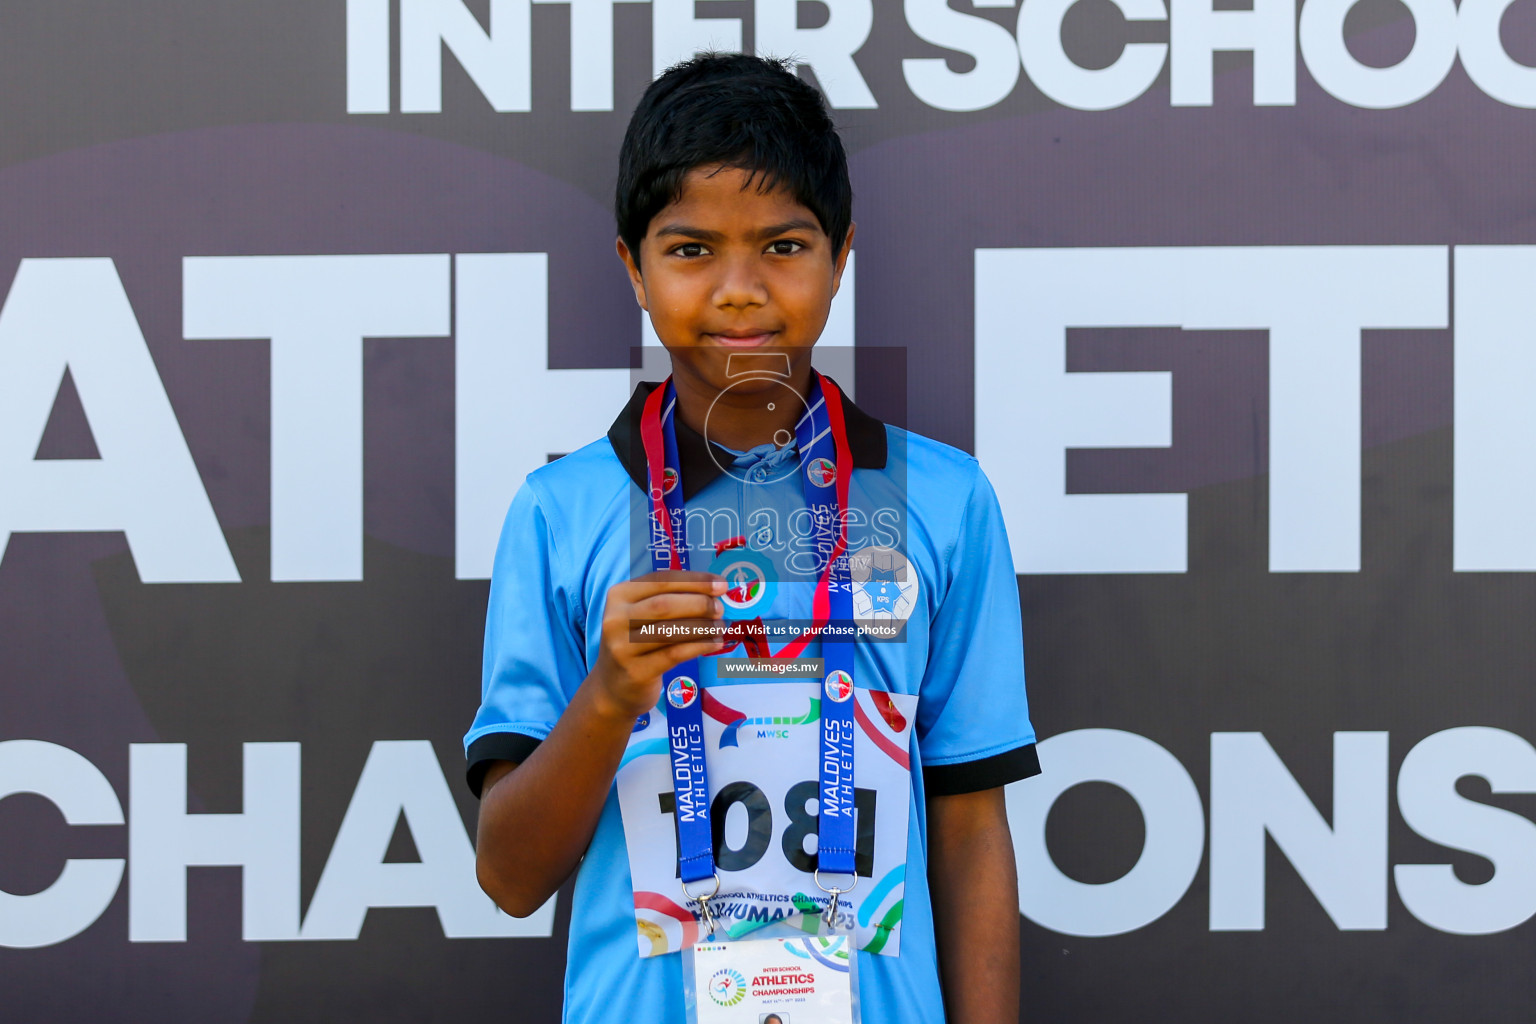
[616,681,917,958]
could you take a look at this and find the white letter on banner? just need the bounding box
[1007,730,1204,937]
[1209,732,1388,931]
[0,741,124,949]
[902,0,1020,112]
[347,0,391,113]
[975,248,1180,574]
[184,254,450,582]
[0,258,237,583]
[1459,0,1536,108]
[1396,727,1536,935]
[456,254,628,580]
[400,0,532,113]
[302,741,553,938]
[531,0,647,112]
[652,0,742,77]
[975,247,1447,574]
[755,0,877,109]
[128,744,301,942]
[1455,247,1536,570]
[1169,0,1296,105]
[1018,0,1168,111]
[1299,0,1457,109]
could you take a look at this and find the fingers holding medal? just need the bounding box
[594,570,729,718]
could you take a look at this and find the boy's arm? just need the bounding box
[928,787,1020,1024]
[474,669,655,917]
[475,571,726,917]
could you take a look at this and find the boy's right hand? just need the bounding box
[590,570,728,721]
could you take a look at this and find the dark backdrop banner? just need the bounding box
[3,2,1535,1021]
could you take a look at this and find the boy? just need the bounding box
[467,54,1038,1023]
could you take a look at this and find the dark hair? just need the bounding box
[615,53,851,263]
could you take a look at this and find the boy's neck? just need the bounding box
[671,362,816,453]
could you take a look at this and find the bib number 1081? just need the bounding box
[658,780,877,877]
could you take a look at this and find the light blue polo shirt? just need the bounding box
[465,381,1037,1024]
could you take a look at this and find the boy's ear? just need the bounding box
[831,223,855,296]
[615,237,649,312]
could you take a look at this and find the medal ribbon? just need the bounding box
[639,374,859,889]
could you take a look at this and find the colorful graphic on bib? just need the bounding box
[869,692,907,733]
[704,689,747,733]
[783,935,852,973]
[708,968,748,1007]
[854,690,911,770]
[860,899,906,955]
[848,547,919,622]
[667,676,699,708]
[806,457,837,488]
[709,546,777,620]
[856,865,908,954]
[723,698,821,748]
[824,670,854,703]
[634,891,699,954]
[616,682,918,958]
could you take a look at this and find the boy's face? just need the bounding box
[618,165,852,398]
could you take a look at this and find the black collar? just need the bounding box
[607,378,888,501]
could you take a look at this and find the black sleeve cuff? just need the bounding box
[923,742,1041,797]
[466,732,543,797]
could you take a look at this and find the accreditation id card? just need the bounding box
[686,934,858,1024]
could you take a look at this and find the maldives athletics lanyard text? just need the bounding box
[639,374,859,895]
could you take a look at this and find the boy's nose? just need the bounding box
[711,256,768,309]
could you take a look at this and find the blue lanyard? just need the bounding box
[640,374,859,913]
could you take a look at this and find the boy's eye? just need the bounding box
[672,242,707,258]
[767,240,804,255]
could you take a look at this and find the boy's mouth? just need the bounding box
[706,330,778,348]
